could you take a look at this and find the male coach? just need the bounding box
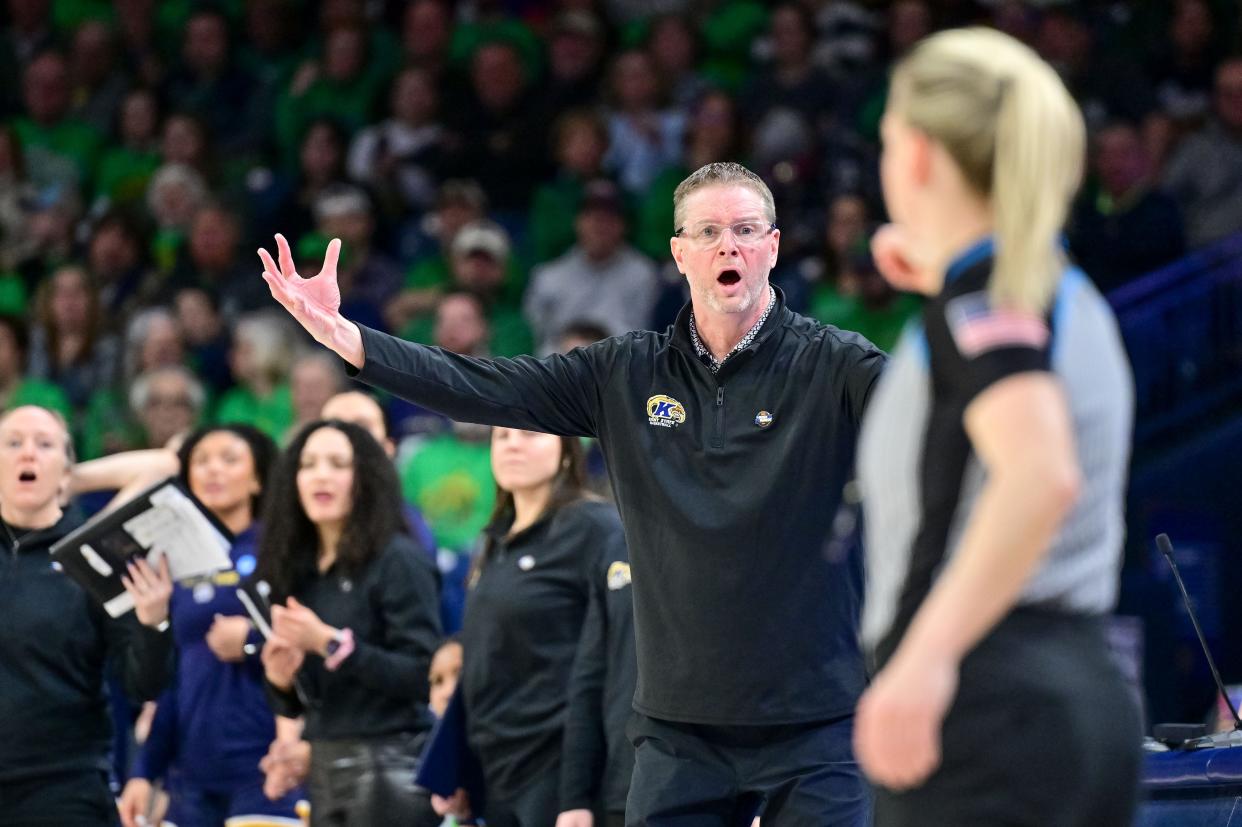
[259,162,884,825]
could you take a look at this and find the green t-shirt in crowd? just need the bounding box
[399,433,495,554]
[807,286,921,354]
[528,177,585,265]
[0,273,27,315]
[95,147,161,205]
[10,116,104,194]
[635,167,684,261]
[213,384,293,444]
[2,378,73,420]
[274,71,387,158]
[399,303,534,359]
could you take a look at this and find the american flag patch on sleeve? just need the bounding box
[945,292,1050,357]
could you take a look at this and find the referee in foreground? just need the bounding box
[853,28,1142,826]
[259,161,884,824]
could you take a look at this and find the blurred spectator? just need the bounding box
[113,0,162,89]
[11,49,103,196]
[174,285,233,394]
[159,111,214,181]
[163,8,258,154]
[122,305,185,385]
[215,312,296,443]
[145,162,210,272]
[434,292,491,358]
[0,0,56,114]
[604,49,686,195]
[1163,57,1242,247]
[848,0,931,144]
[395,178,489,314]
[525,179,659,353]
[23,181,81,276]
[636,89,742,260]
[128,364,205,448]
[94,87,161,206]
[535,10,608,128]
[804,193,918,352]
[428,638,462,718]
[400,0,453,80]
[398,415,494,634]
[27,264,119,409]
[0,124,39,277]
[1069,121,1186,292]
[451,40,548,213]
[274,21,385,159]
[808,0,881,79]
[0,312,71,417]
[170,203,270,320]
[347,66,446,220]
[239,0,300,97]
[1147,0,1222,125]
[311,185,403,320]
[287,350,346,441]
[743,3,839,131]
[529,109,611,264]
[646,14,710,110]
[86,208,154,318]
[1036,7,1155,132]
[319,389,438,561]
[391,219,532,357]
[604,0,691,26]
[68,20,128,136]
[253,117,349,244]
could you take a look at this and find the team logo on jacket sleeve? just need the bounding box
[607,561,632,590]
[646,395,686,428]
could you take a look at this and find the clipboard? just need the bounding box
[50,478,233,617]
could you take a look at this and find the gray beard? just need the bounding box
[701,278,764,315]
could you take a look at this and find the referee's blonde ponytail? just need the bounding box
[890,28,1085,314]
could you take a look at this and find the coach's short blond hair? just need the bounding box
[672,162,776,232]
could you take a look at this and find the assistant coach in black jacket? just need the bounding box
[0,406,174,827]
[260,161,884,825]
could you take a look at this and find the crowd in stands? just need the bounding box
[1,0,1241,821]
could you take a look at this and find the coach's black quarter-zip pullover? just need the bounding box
[351,287,886,725]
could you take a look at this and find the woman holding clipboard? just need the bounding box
[0,405,173,827]
[80,424,307,827]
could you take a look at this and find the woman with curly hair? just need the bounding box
[256,419,442,827]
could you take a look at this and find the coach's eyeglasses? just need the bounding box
[673,221,777,249]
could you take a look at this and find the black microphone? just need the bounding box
[1156,533,1241,732]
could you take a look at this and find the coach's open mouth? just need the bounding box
[717,269,741,286]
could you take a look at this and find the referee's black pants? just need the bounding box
[874,609,1142,827]
[625,712,870,826]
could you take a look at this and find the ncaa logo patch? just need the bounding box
[646,395,686,428]
[607,561,631,591]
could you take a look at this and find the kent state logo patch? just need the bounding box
[607,561,631,591]
[646,395,686,428]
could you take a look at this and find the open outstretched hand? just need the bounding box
[258,233,365,367]
[258,233,342,341]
